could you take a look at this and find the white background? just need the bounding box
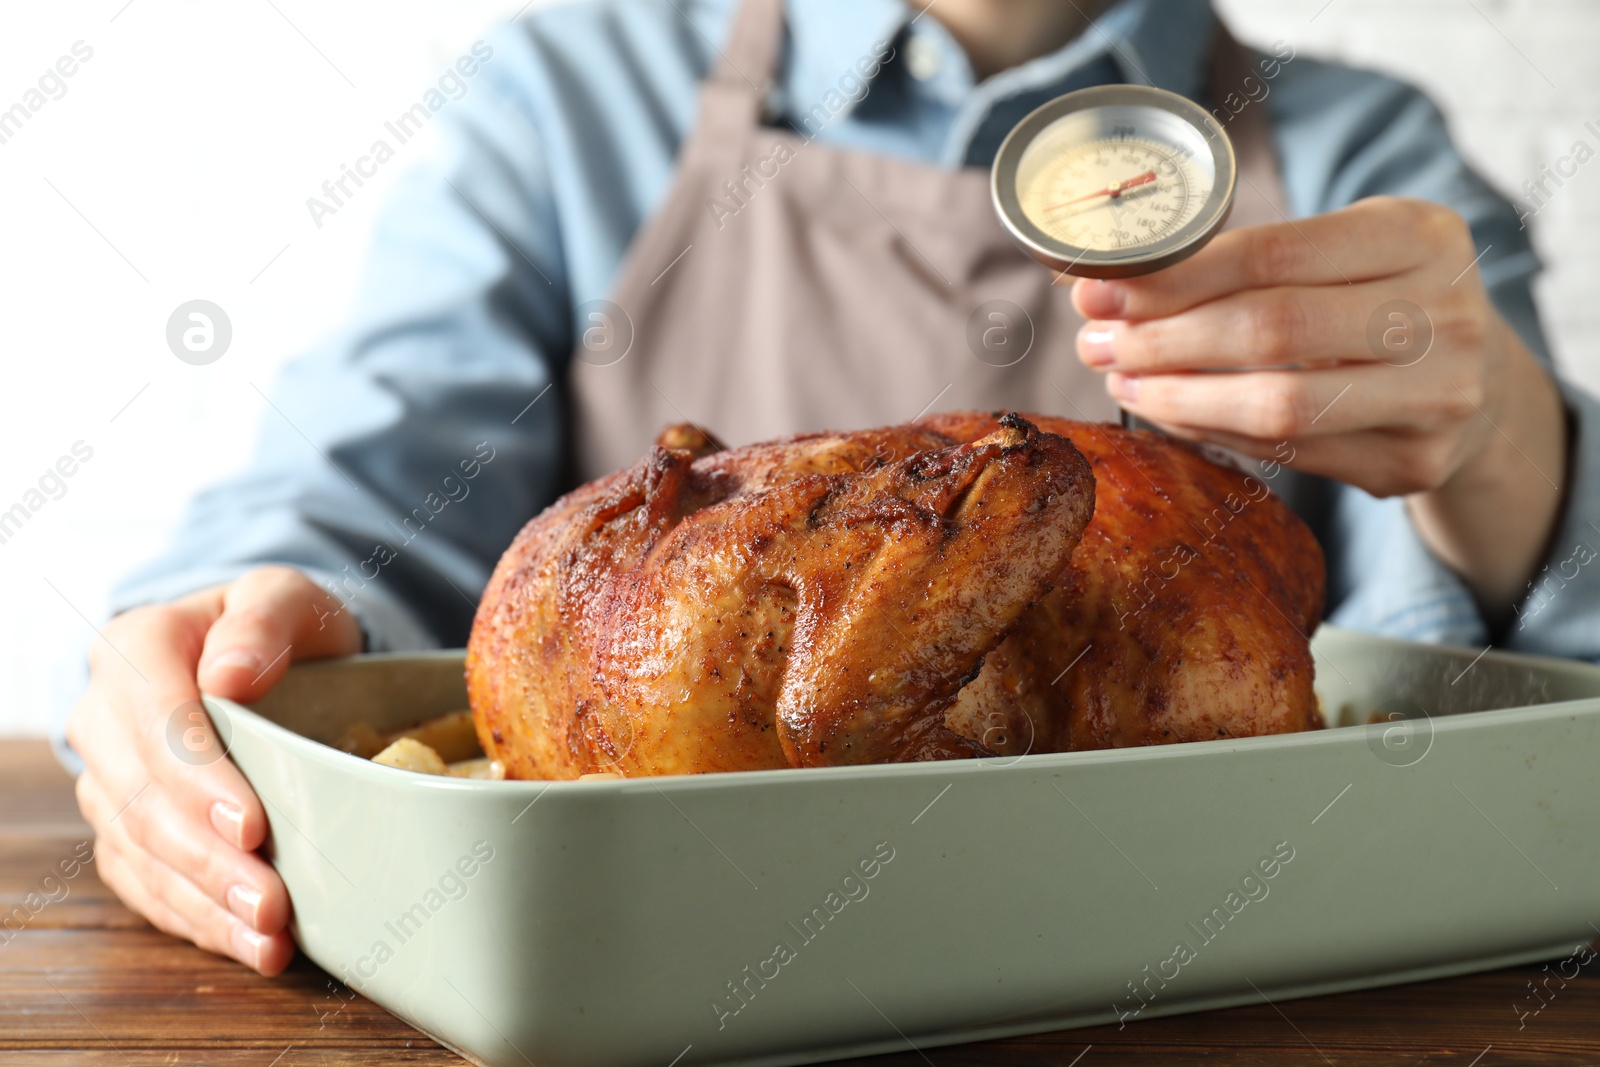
[1,0,1596,735]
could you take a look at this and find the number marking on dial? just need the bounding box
[1020,137,1205,252]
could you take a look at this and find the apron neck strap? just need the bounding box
[694,0,786,154]
[714,0,785,91]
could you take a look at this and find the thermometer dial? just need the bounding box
[992,84,1236,279]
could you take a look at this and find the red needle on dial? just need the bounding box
[1045,170,1158,212]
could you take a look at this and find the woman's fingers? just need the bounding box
[1107,361,1478,442]
[66,566,364,978]
[1110,351,1498,499]
[93,832,295,975]
[111,568,358,859]
[90,831,199,945]
[78,773,296,975]
[1071,196,1471,320]
[103,606,273,855]
[1142,422,1471,501]
[198,565,362,705]
[1078,278,1433,373]
[85,770,291,936]
[68,629,255,860]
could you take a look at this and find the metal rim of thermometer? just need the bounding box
[992,84,1237,279]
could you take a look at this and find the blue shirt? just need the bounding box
[108,0,1600,669]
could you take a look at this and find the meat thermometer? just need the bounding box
[991,84,1237,426]
[992,83,1236,279]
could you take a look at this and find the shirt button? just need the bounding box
[905,34,942,81]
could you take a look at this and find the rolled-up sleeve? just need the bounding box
[1504,380,1600,659]
[1272,53,1600,661]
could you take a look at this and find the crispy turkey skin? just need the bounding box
[467,415,1096,777]
[922,413,1323,757]
[466,412,1323,779]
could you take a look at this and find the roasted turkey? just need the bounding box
[466,413,1323,779]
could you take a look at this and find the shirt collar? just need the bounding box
[773,0,1218,158]
[775,0,909,124]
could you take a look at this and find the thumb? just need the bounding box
[196,566,363,703]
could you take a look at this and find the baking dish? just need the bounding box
[205,625,1600,1067]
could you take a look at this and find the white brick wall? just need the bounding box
[3,1,1597,735]
[1216,0,1600,393]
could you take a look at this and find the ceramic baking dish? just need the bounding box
[205,625,1600,1067]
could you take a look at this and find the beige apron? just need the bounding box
[570,0,1290,482]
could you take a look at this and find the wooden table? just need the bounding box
[4,739,1596,1066]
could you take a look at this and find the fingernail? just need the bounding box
[1108,373,1140,402]
[227,884,263,928]
[200,649,263,676]
[1080,326,1117,367]
[231,923,268,971]
[211,801,245,847]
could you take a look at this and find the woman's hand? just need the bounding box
[1071,195,1567,620]
[67,566,362,974]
